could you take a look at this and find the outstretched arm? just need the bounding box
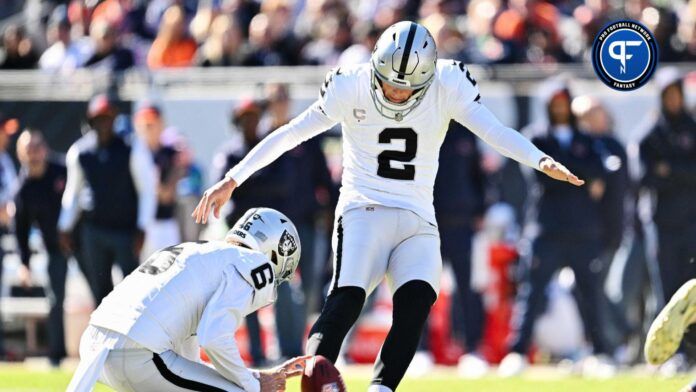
[456,103,584,186]
[192,101,338,224]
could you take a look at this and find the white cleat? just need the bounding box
[497,352,528,378]
[457,353,490,379]
[406,351,434,378]
[645,279,696,366]
[581,354,617,379]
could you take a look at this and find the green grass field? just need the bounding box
[0,365,692,391]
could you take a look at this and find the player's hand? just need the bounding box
[59,231,73,255]
[258,369,287,392]
[191,176,237,224]
[278,355,312,378]
[17,264,32,288]
[539,157,584,186]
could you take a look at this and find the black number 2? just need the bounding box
[377,128,417,180]
[250,263,274,290]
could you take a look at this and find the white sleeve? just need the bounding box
[58,145,85,231]
[454,103,548,170]
[225,101,337,185]
[443,61,547,170]
[197,268,260,392]
[130,139,157,231]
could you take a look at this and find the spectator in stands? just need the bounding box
[463,0,507,64]
[196,14,251,67]
[421,14,469,62]
[81,20,135,71]
[14,129,68,367]
[499,82,611,376]
[301,15,353,65]
[147,5,197,69]
[0,113,18,360]
[640,67,696,317]
[210,98,294,365]
[492,0,571,63]
[39,5,73,71]
[58,94,157,305]
[641,6,684,62]
[0,24,38,69]
[337,22,380,65]
[245,10,301,66]
[133,102,184,258]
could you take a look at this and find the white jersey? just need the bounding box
[90,241,277,392]
[227,59,547,224]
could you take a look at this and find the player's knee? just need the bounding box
[307,286,366,360]
[309,286,366,339]
[392,280,436,322]
[322,286,366,319]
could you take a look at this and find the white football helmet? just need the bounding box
[370,21,437,121]
[226,208,301,286]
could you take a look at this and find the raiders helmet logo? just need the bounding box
[278,230,297,257]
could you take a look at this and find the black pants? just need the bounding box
[509,235,610,355]
[80,223,139,305]
[45,250,68,363]
[440,225,484,351]
[657,222,696,305]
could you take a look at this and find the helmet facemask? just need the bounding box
[370,69,433,122]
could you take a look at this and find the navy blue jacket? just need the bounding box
[640,112,696,229]
[531,129,606,239]
[434,121,486,228]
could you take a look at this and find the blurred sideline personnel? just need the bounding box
[258,84,332,358]
[67,208,308,392]
[573,96,628,257]
[133,102,184,258]
[211,98,298,365]
[14,130,68,367]
[645,279,696,391]
[573,95,632,350]
[431,121,487,369]
[640,67,696,306]
[0,112,18,360]
[58,94,157,305]
[194,21,583,392]
[261,83,334,317]
[499,83,611,377]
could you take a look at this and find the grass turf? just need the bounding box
[0,365,692,391]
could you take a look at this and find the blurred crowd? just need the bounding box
[2,0,696,71]
[0,64,695,379]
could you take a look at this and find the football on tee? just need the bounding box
[301,355,347,392]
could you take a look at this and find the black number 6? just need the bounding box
[250,263,274,290]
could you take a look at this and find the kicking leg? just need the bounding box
[371,280,436,391]
[306,286,366,363]
[308,208,394,363]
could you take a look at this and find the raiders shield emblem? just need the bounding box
[278,230,297,257]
